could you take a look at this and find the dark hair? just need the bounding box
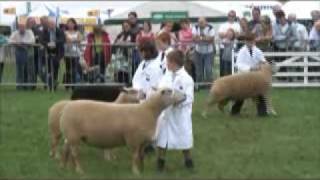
[167,49,185,67]
[180,18,190,25]
[143,20,152,31]
[66,18,78,31]
[276,10,286,18]
[252,7,261,14]
[138,38,158,60]
[156,32,171,45]
[128,11,138,18]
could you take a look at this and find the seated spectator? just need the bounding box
[84,25,111,83]
[9,21,35,90]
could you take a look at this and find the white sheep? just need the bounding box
[202,62,273,117]
[59,88,186,175]
[48,88,141,160]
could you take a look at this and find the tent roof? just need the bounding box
[111,1,227,19]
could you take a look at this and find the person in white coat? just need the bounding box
[132,38,164,99]
[155,49,195,172]
[234,32,275,117]
[155,32,174,75]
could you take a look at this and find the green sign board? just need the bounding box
[151,11,188,22]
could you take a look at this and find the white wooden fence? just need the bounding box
[232,51,320,88]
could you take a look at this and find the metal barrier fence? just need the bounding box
[0,41,320,90]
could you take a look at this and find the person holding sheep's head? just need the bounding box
[234,31,276,117]
[132,37,163,101]
[155,49,195,172]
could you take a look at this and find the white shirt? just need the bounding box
[309,26,320,41]
[292,22,308,49]
[9,30,35,44]
[235,45,266,72]
[156,67,194,149]
[132,57,164,99]
[218,21,241,48]
[192,24,215,53]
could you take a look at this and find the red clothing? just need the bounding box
[136,31,155,44]
[84,32,111,65]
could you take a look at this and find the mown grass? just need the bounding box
[0,86,319,179]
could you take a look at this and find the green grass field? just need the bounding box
[0,86,319,179]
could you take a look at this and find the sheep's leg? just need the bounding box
[218,99,229,113]
[131,147,141,175]
[70,145,84,174]
[50,134,61,160]
[201,94,216,118]
[138,144,146,171]
[60,139,71,169]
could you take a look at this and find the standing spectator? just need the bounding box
[237,17,249,49]
[39,18,65,91]
[63,18,82,89]
[253,15,273,51]
[178,18,193,53]
[158,21,178,45]
[272,10,295,52]
[114,20,136,79]
[84,25,111,83]
[9,21,35,90]
[272,5,282,26]
[307,10,320,32]
[218,10,241,77]
[288,13,308,51]
[128,11,141,41]
[128,11,143,74]
[309,20,320,51]
[135,20,154,45]
[248,7,261,31]
[0,34,8,83]
[26,17,40,90]
[220,28,236,76]
[192,17,216,84]
[178,18,196,81]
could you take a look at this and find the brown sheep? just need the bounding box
[202,62,273,117]
[59,88,186,175]
[48,88,141,160]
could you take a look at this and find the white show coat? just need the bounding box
[132,58,163,99]
[157,47,174,74]
[235,45,266,73]
[156,67,194,150]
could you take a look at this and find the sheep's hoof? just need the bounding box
[104,151,117,161]
[75,166,84,175]
[132,167,141,176]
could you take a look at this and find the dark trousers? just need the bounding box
[85,52,106,83]
[0,62,3,83]
[220,60,232,77]
[15,47,35,90]
[231,95,268,117]
[43,53,60,91]
[64,56,79,89]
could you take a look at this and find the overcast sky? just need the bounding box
[0,1,319,25]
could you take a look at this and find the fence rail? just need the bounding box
[0,42,320,90]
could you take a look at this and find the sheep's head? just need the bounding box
[117,87,141,103]
[151,87,186,107]
[256,62,273,75]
